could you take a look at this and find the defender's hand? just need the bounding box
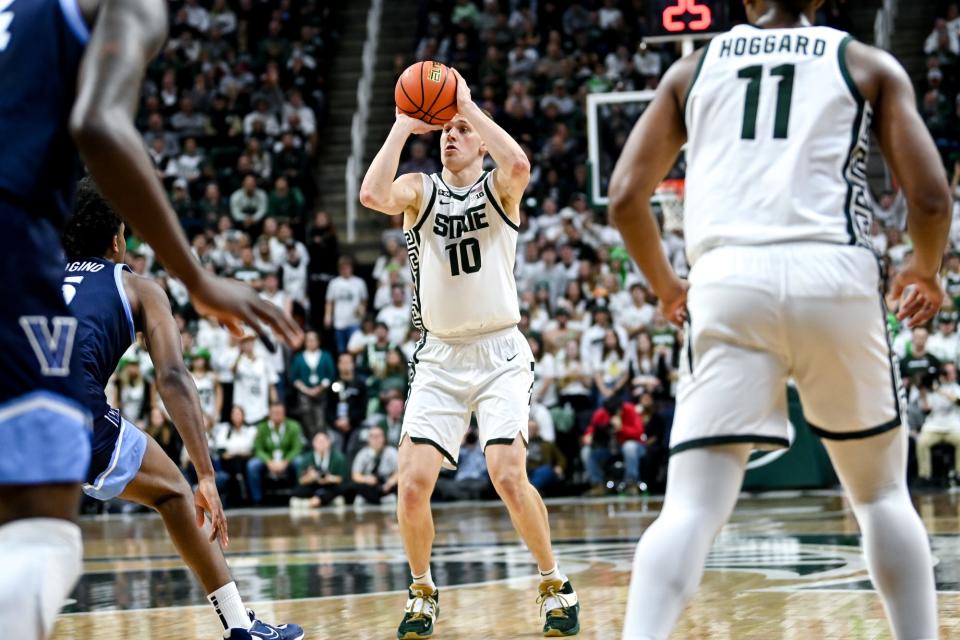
[195,476,229,547]
[190,271,302,350]
[891,264,944,328]
[395,109,442,135]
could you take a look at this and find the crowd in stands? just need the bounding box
[88,0,960,513]
[904,1,960,487]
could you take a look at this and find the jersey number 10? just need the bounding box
[737,63,795,140]
[445,238,482,277]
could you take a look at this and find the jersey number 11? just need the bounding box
[737,63,795,140]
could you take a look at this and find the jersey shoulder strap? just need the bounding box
[482,169,519,232]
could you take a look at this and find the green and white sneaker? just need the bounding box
[538,579,580,637]
[397,584,439,639]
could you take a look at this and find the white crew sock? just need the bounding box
[412,567,435,591]
[539,564,567,584]
[0,517,84,640]
[208,581,251,630]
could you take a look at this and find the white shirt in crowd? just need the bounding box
[212,423,257,457]
[326,275,368,329]
[233,353,276,424]
[927,330,960,365]
[923,382,960,434]
[377,303,412,346]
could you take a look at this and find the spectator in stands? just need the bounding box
[230,175,269,232]
[213,405,257,506]
[398,140,440,176]
[267,176,305,220]
[349,426,399,505]
[247,402,304,505]
[290,431,349,508]
[901,327,943,391]
[290,330,335,439]
[378,284,412,346]
[433,427,490,501]
[327,352,367,446]
[916,364,960,486]
[147,406,183,468]
[526,419,567,493]
[925,18,960,56]
[325,256,368,353]
[114,357,148,427]
[171,96,208,140]
[928,311,960,364]
[594,329,630,405]
[232,334,277,425]
[582,397,646,496]
[371,396,406,446]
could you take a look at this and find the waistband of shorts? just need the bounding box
[426,324,518,346]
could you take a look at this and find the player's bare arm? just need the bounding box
[608,51,702,325]
[450,69,530,219]
[359,112,435,223]
[70,0,301,349]
[126,272,229,547]
[846,41,952,326]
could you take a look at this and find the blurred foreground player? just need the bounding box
[610,1,949,638]
[0,1,300,638]
[63,179,304,640]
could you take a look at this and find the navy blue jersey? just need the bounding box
[0,0,89,222]
[64,258,136,419]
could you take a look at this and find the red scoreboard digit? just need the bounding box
[649,0,725,36]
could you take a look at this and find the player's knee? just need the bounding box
[397,473,433,508]
[489,466,528,502]
[150,475,192,512]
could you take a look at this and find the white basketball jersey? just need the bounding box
[684,25,873,265]
[404,170,520,339]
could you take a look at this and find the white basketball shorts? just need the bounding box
[402,326,534,469]
[670,243,903,456]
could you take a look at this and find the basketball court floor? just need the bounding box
[52,492,960,639]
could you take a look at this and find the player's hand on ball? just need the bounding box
[658,277,690,327]
[450,68,472,112]
[195,476,229,547]
[891,263,944,328]
[191,271,303,351]
[395,108,442,135]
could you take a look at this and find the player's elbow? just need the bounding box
[607,176,636,230]
[909,184,953,220]
[155,365,192,395]
[358,185,383,210]
[507,154,531,183]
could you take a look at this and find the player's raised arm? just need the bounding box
[851,42,953,326]
[359,111,435,216]
[70,0,301,349]
[129,273,228,546]
[450,69,530,211]
[608,55,698,325]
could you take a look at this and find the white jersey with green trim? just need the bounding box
[403,169,521,340]
[683,25,874,265]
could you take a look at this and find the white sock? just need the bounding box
[0,518,83,639]
[538,564,567,584]
[623,445,751,640]
[208,581,250,630]
[411,567,435,591]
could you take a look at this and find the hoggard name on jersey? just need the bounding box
[719,33,827,59]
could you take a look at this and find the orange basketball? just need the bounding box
[395,61,459,126]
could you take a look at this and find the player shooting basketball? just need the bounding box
[360,65,581,639]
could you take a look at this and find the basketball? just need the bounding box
[394,60,458,126]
